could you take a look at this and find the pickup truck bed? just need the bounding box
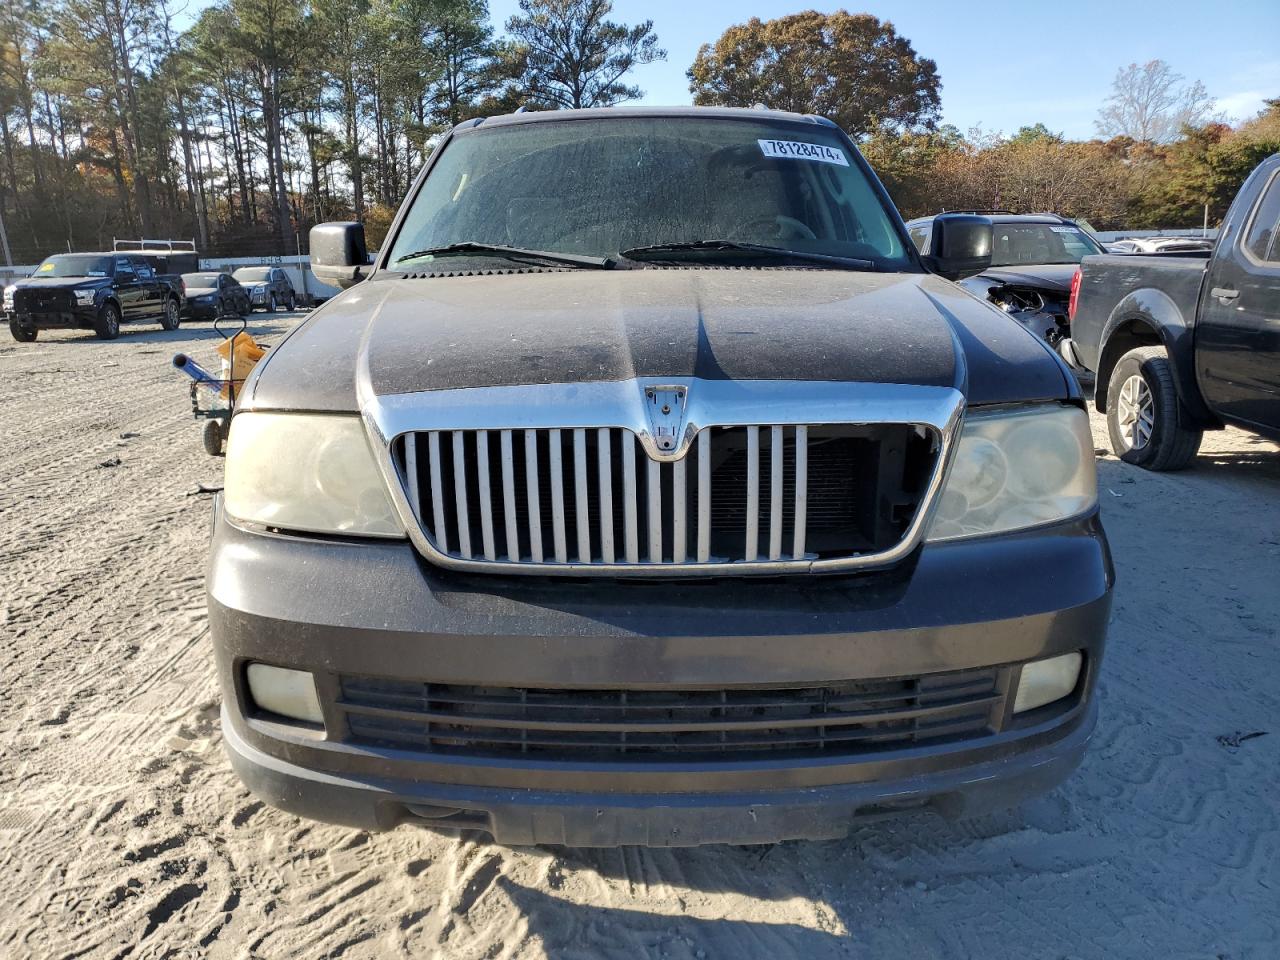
[1069,152,1280,469]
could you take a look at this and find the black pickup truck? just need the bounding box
[1070,153,1280,469]
[3,252,183,342]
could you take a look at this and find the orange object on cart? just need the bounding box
[215,332,267,400]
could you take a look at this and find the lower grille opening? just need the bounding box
[338,668,1005,762]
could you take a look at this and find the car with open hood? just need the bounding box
[907,212,1106,376]
[208,107,1113,846]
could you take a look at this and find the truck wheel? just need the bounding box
[202,418,225,457]
[160,297,181,330]
[269,293,278,312]
[1106,346,1202,471]
[94,302,121,340]
[8,317,37,342]
[287,292,296,311]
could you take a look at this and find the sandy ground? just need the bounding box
[1,315,1278,960]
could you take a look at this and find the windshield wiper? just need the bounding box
[620,240,876,271]
[394,242,614,270]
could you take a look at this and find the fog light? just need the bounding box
[246,663,324,724]
[1013,652,1083,714]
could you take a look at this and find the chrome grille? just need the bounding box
[337,667,1007,760]
[391,423,938,572]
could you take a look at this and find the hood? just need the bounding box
[186,286,217,296]
[12,276,110,290]
[237,280,268,289]
[247,268,1069,412]
[975,264,1080,294]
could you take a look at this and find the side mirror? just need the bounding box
[310,222,370,289]
[922,214,993,281]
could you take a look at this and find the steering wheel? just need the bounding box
[731,215,817,241]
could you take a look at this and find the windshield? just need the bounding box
[183,273,223,287]
[234,268,271,282]
[35,255,113,278]
[385,116,911,272]
[989,223,1102,266]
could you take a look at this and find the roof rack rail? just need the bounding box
[939,209,1016,215]
[113,238,198,253]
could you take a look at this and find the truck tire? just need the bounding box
[1106,346,1202,471]
[94,302,121,340]
[286,292,296,311]
[268,293,278,312]
[8,317,37,342]
[160,297,181,330]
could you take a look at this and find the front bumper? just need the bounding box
[209,504,1113,845]
[183,301,220,320]
[6,306,96,329]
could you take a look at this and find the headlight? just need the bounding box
[927,405,1096,541]
[2,285,14,307]
[224,412,404,537]
[75,289,97,304]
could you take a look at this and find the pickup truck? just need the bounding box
[3,252,183,342]
[210,106,1112,846]
[1070,154,1280,469]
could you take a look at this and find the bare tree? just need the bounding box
[1096,60,1217,144]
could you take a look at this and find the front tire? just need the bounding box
[160,297,181,330]
[94,302,121,340]
[268,293,278,312]
[1106,346,1202,471]
[9,317,37,342]
[286,292,296,311]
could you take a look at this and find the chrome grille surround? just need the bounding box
[363,378,965,577]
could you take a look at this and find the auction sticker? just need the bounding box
[758,139,849,166]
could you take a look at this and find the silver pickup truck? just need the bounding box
[208,107,1112,847]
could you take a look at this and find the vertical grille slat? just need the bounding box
[404,433,420,522]
[598,428,615,564]
[524,430,544,562]
[745,426,760,562]
[647,459,662,562]
[428,431,448,555]
[500,430,518,561]
[451,431,472,559]
[399,421,937,572]
[574,428,590,562]
[697,430,711,563]
[549,429,568,563]
[623,437,639,563]
[672,456,687,564]
[477,430,496,560]
[793,426,808,559]
[769,425,784,561]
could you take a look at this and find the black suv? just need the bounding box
[210,107,1112,847]
[4,253,183,341]
[906,213,1105,372]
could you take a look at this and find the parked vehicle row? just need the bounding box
[3,253,182,342]
[3,256,301,341]
[1069,153,1280,469]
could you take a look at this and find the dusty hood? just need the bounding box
[246,268,1069,412]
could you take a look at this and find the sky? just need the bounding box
[487,0,1280,138]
